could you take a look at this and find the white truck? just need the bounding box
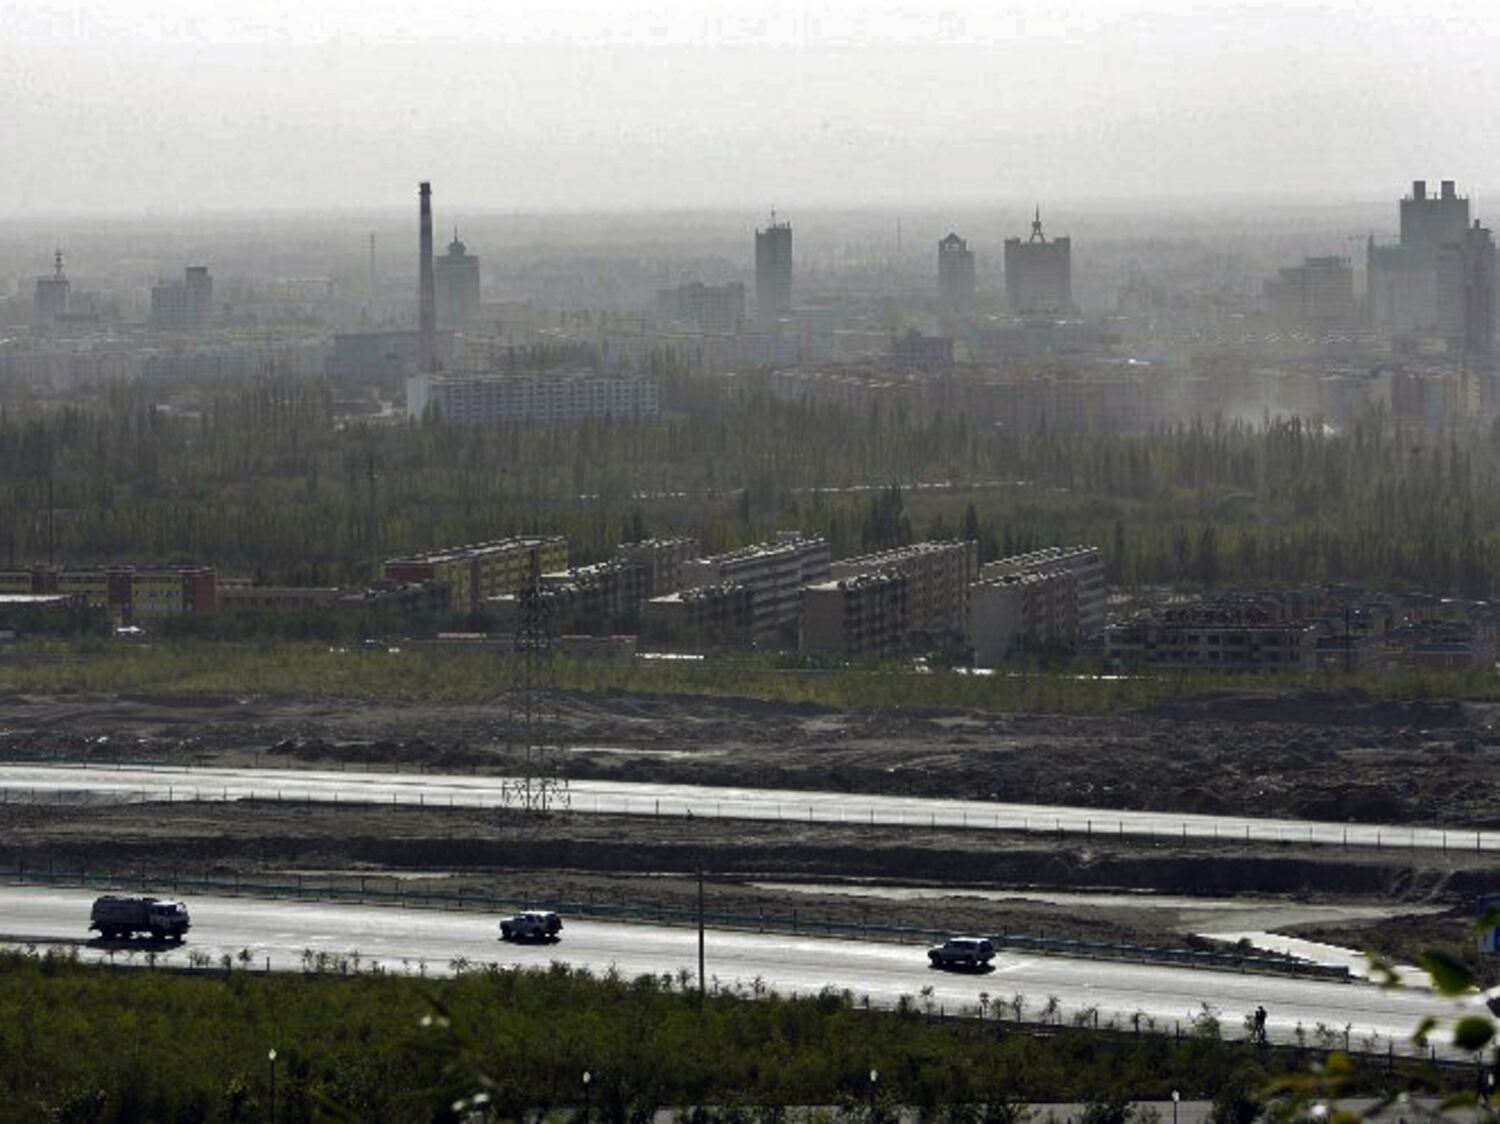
[499,910,562,943]
[90,895,191,942]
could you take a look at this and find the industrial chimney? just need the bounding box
[418,181,437,373]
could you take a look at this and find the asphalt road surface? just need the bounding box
[0,885,1469,1056]
[1,762,1491,854]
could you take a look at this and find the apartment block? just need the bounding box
[643,583,755,651]
[1104,604,1318,673]
[679,533,830,648]
[967,546,1104,665]
[541,560,648,628]
[384,536,568,613]
[406,371,660,424]
[831,540,978,638]
[800,573,908,661]
[0,565,216,623]
[615,538,701,598]
[980,546,1105,633]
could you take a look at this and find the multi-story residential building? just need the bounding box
[1104,602,1319,673]
[656,282,745,335]
[892,329,954,370]
[615,538,701,598]
[536,560,648,632]
[969,572,1075,664]
[680,533,830,648]
[405,371,660,424]
[384,536,568,613]
[980,546,1105,631]
[643,582,755,650]
[150,267,214,330]
[0,565,217,623]
[800,572,908,660]
[830,540,977,639]
[1265,256,1356,329]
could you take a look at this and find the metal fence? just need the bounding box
[0,755,1491,855]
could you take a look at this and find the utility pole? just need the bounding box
[366,452,379,584]
[697,867,706,1006]
[45,470,54,566]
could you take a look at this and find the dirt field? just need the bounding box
[4,685,1497,962]
[0,686,1496,825]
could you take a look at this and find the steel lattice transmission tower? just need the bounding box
[500,551,571,814]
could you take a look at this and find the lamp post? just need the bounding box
[582,1070,592,1122]
[1171,1090,1179,1124]
[268,1049,278,1124]
[869,1068,879,1119]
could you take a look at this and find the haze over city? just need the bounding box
[11,1,1500,1118]
[5,0,1500,214]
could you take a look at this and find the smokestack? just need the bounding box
[419,182,436,373]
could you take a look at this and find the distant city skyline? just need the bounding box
[4,0,1498,215]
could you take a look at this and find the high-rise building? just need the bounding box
[149,266,213,330]
[33,250,70,329]
[1265,256,1356,329]
[937,232,976,310]
[754,215,793,323]
[434,230,481,329]
[1370,179,1472,336]
[1438,221,1495,357]
[1003,208,1072,315]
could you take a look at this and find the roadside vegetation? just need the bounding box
[4,638,1500,712]
[0,947,1469,1123]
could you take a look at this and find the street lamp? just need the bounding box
[1171,1090,1179,1124]
[869,1069,879,1117]
[268,1049,278,1124]
[582,1071,592,1122]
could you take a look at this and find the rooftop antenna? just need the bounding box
[53,248,65,277]
[1030,206,1046,243]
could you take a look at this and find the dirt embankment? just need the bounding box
[2,687,1498,826]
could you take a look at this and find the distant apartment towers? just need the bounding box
[1368,179,1495,355]
[754,214,793,323]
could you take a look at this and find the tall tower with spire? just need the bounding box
[34,249,70,330]
[1004,207,1073,315]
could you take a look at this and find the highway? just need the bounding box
[0,762,1491,853]
[0,885,1465,1056]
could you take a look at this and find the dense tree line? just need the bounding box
[0,948,1451,1122]
[2,377,1498,596]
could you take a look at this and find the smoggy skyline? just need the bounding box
[5,0,1498,216]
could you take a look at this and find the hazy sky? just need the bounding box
[4,0,1498,215]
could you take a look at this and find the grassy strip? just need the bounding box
[2,639,1498,713]
[0,948,1450,1121]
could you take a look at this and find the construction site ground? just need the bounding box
[1,686,1495,977]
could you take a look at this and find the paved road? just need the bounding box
[0,886,1468,1056]
[0,762,1490,854]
